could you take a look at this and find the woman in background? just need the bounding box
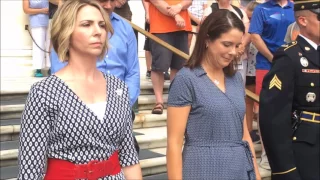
[244,1,261,144]
[23,0,49,77]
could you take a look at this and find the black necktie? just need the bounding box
[317,46,320,52]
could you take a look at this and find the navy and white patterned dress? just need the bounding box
[168,67,255,180]
[18,74,139,180]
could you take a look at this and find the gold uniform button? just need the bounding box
[293,137,297,140]
[311,82,314,87]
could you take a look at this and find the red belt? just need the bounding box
[44,151,121,180]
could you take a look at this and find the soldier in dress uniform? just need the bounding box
[259,0,320,180]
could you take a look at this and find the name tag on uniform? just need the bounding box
[302,69,320,73]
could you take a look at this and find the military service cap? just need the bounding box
[294,0,320,12]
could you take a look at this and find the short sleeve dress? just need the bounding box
[168,67,255,180]
[18,74,139,180]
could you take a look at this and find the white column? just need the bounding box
[1,1,32,51]
[129,1,146,57]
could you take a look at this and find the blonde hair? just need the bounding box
[51,0,113,61]
[246,1,260,12]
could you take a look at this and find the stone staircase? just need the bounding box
[0,54,271,179]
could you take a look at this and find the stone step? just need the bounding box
[0,79,168,102]
[0,109,168,142]
[0,94,168,120]
[0,126,167,165]
[0,57,33,65]
[0,109,258,130]
[0,147,167,179]
[0,132,268,179]
[0,57,34,78]
[143,167,271,180]
[0,109,260,144]
[0,49,32,57]
[0,124,262,163]
[0,149,272,180]
[0,55,147,78]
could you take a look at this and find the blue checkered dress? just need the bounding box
[168,67,255,180]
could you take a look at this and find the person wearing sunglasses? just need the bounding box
[259,0,320,180]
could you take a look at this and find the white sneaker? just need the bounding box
[259,152,271,170]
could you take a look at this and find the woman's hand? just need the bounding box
[123,164,142,180]
[41,8,49,14]
[237,44,245,56]
[255,170,262,180]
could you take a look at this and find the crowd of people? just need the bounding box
[19,0,319,179]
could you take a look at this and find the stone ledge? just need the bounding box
[0,49,32,57]
[139,94,168,105]
[140,80,170,90]
[1,57,33,65]
[0,149,271,179]
[0,125,20,135]
[0,105,24,113]
[140,156,166,169]
[134,111,167,129]
[0,95,167,115]
[0,128,167,160]
[0,71,168,95]
[0,112,167,135]
[0,149,18,160]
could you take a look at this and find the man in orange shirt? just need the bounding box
[147,0,192,114]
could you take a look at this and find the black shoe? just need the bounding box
[164,71,170,81]
[250,130,260,144]
[146,71,151,79]
[250,130,261,144]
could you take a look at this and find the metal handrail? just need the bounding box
[127,20,260,103]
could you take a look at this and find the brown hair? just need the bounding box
[186,9,245,76]
[51,0,113,61]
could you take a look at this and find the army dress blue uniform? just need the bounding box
[259,1,320,179]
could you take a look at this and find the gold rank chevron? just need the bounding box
[269,75,282,90]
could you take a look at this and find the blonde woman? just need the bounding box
[18,0,142,179]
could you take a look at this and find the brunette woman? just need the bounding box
[166,10,260,180]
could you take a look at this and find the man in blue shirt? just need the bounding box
[249,0,294,170]
[249,0,294,94]
[50,0,140,107]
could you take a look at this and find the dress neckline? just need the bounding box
[51,74,109,121]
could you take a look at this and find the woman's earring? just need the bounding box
[205,43,208,48]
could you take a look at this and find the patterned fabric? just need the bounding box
[246,43,258,77]
[168,67,255,180]
[188,0,207,19]
[18,74,139,180]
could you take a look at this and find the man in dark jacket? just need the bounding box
[259,0,320,179]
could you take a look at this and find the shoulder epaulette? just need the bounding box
[284,41,297,51]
